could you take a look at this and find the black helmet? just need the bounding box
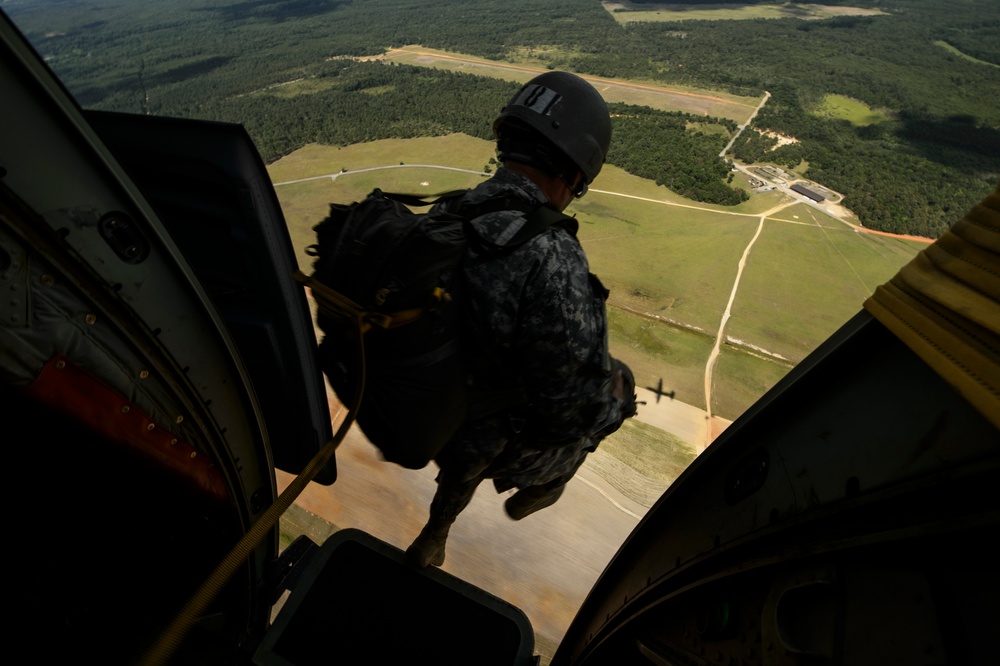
[493,71,612,184]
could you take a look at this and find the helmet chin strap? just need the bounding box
[499,134,588,199]
[566,172,588,199]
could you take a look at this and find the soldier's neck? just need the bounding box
[504,161,574,212]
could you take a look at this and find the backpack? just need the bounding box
[295,188,574,469]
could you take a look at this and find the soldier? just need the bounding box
[407,71,637,568]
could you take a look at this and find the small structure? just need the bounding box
[791,183,826,203]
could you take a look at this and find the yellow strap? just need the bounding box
[863,183,1000,430]
[139,279,370,666]
[295,270,429,330]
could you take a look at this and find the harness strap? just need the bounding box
[295,271,430,331]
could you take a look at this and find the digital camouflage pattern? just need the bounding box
[429,167,626,521]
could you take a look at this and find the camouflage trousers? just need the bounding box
[428,413,595,524]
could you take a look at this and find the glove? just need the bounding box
[613,357,639,420]
[595,357,638,439]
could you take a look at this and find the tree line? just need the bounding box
[734,85,996,237]
[609,105,747,205]
[197,61,750,205]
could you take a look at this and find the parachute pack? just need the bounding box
[295,188,574,469]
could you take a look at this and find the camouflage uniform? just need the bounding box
[428,167,624,522]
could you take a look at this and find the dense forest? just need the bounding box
[7,0,999,236]
[609,106,746,204]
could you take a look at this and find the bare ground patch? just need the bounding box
[381,45,757,123]
[603,2,888,22]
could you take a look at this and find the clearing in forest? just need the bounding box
[378,45,757,123]
[812,94,892,126]
[933,41,1000,69]
[602,2,889,23]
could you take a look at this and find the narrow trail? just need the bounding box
[719,90,771,158]
[703,201,796,430]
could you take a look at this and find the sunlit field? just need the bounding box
[602,2,889,23]
[933,41,1000,69]
[268,136,923,422]
[380,45,758,123]
[812,93,892,126]
[726,218,925,363]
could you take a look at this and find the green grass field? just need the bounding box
[724,217,922,363]
[607,307,714,411]
[933,41,1000,69]
[585,421,699,507]
[711,345,795,418]
[266,77,341,98]
[605,2,795,22]
[602,418,698,480]
[770,202,851,229]
[687,121,731,136]
[270,137,495,269]
[576,192,761,334]
[380,45,758,123]
[268,135,924,424]
[812,94,892,126]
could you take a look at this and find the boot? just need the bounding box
[405,519,452,568]
[504,483,565,521]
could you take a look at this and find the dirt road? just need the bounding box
[704,201,795,422]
